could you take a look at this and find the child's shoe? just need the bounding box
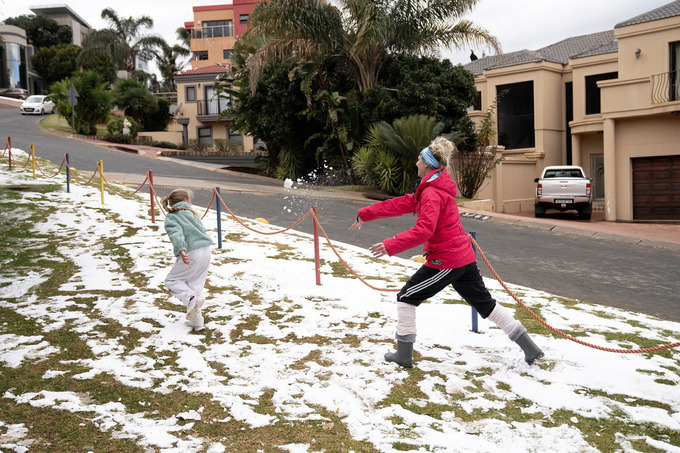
[186,295,205,320]
[185,312,205,331]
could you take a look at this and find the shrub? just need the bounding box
[214,138,244,155]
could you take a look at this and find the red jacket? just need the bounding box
[358,168,476,269]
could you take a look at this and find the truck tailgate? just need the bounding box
[542,179,587,197]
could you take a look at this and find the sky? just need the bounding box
[1,147,680,452]
[0,0,675,68]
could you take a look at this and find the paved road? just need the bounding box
[3,106,680,322]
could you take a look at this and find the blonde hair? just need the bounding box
[161,189,195,214]
[428,136,456,170]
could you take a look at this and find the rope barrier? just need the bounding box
[148,181,167,216]
[214,190,312,235]
[469,234,680,354]
[64,160,99,186]
[100,172,149,198]
[33,155,66,179]
[200,189,216,220]
[311,210,401,292]
[4,137,676,354]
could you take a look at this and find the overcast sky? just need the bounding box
[1,0,674,67]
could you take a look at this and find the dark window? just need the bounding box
[185,86,197,102]
[227,128,243,144]
[585,72,617,114]
[240,14,249,24]
[197,127,212,146]
[223,49,234,60]
[472,91,482,111]
[671,41,680,102]
[496,81,535,150]
[193,51,208,61]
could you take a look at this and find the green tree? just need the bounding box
[112,78,173,131]
[79,8,164,77]
[31,43,80,86]
[353,114,444,195]
[76,50,118,86]
[363,55,477,131]
[154,37,190,92]
[48,70,111,135]
[244,0,499,94]
[221,62,322,179]
[4,14,72,48]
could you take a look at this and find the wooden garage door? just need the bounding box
[632,156,680,220]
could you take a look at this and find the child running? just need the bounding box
[161,189,213,331]
[350,137,544,368]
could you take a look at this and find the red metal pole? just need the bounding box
[7,137,11,170]
[313,206,321,285]
[148,171,155,224]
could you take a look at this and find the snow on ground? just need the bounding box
[1,149,679,452]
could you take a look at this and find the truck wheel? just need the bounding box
[534,204,546,218]
[578,203,592,220]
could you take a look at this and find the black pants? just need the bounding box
[397,262,496,318]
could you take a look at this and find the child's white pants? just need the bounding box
[165,246,211,307]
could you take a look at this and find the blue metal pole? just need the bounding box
[470,231,479,333]
[66,153,70,193]
[216,187,222,250]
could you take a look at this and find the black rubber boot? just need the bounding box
[384,340,413,368]
[515,332,544,365]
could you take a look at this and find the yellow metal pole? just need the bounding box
[99,160,105,204]
[30,144,36,179]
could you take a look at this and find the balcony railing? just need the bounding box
[651,70,680,104]
[191,24,234,39]
[197,97,231,117]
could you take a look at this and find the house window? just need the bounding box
[496,81,535,150]
[670,41,680,102]
[585,72,617,114]
[197,127,213,146]
[193,51,209,61]
[227,127,243,145]
[185,85,197,102]
[203,20,233,37]
[240,14,249,24]
[473,91,482,111]
[223,49,234,60]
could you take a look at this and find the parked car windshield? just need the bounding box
[25,96,45,103]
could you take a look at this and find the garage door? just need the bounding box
[632,156,680,220]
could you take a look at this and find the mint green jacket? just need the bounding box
[164,202,213,256]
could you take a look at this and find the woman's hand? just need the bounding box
[180,250,190,264]
[369,242,387,257]
[349,216,363,231]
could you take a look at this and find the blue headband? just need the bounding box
[420,147,441,169]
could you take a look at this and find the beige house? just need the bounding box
[464,1,680,221]
[147,2,260,152]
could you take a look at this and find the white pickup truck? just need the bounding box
[534,165,593,220]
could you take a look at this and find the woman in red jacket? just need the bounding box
[350,137,544,368]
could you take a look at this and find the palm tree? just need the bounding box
[244,0,500,94]
[154,39,190,92]
[81,8,165,78]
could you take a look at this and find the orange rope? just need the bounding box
[65,161,99,185]
[34,156,66,178]
[214,190,312,235]
[469,234,680,353]
[310,210,401,292]
[14,153,32,169]
[148,181,167,216]
[100,172,149,198]
[200,189,216,220]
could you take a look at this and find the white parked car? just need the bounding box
[20,95,55,115]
